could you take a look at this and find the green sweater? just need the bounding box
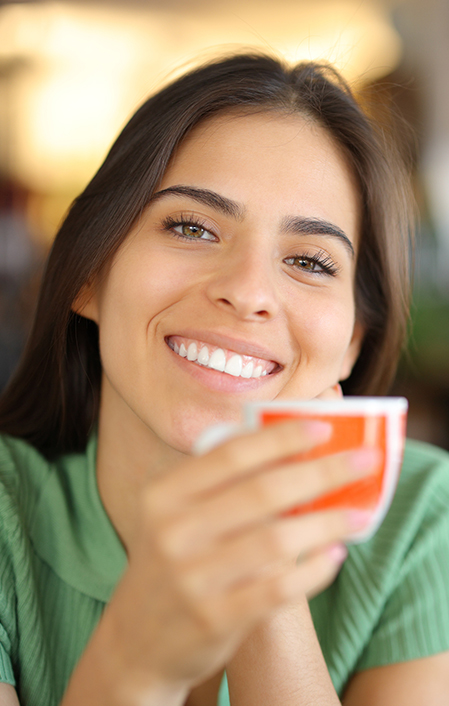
[1,432,449,705]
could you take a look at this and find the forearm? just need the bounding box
[226,597,341,706]
[60,610,189,706]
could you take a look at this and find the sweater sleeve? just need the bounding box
[0,440,21,687]
[0,491,18,686]
[0,625,15,686]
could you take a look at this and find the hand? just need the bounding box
[93,416,375,699]
[315,383,343,401]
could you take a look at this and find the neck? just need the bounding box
[95,384,187,551]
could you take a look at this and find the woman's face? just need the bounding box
[81,111,364,453]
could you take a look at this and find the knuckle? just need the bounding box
[155,517,187,556]
[138,497,191,558]
[262,523,288,557]
[318,456,336,486]
[141,481,179,521]
[268,422,304,457]
[215,438,246,470]
[330,454,350,484]
[304,552,341,598]
[266,574,291,604]
[314,508,349,544]
[248,473,283,513]
[190,596,227,637]
[314,455,345,493]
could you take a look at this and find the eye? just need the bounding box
[161,214,217,242]
[288,256,320,272]
[284,251,339,277]
[174,223,216,241]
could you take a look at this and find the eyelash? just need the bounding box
[161,215,340,276]
[284,251,340,277]
[161,214,216,241]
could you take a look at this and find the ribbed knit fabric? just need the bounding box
[1,433,449,706]
[0,433,126,705]
[309,439,449,695]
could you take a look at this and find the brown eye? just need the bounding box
[294,257,318,271]
[284,252,339,277]
[181,224,205,238]
[170,221,216,241]
[285,256,321,271]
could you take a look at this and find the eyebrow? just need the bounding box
[150,184,355,258]
[281,216,355,258]
[150,185,245,220]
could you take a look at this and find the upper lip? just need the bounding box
[165,330,284,368]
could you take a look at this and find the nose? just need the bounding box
[205,243,280,321]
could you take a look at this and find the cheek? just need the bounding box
[93,261,163,372]
[99,250,192,331]
[287,290,357,382]
[94,248,206,388]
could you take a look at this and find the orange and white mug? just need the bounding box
[244,397,408,542]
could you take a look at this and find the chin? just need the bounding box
[163,406,245,455]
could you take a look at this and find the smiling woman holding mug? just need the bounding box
[0,52,448,706]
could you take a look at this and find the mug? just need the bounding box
[244,397,408,542]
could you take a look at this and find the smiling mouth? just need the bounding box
[166,336,280,380]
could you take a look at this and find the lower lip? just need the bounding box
[166,341,278,393]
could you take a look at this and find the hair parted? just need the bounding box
[0,52,413,457]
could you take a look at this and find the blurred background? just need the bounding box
[0,0,448,448]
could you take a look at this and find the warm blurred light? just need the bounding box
[15,63,131,189]
[1,2,167,193]
[276,1,402,81]
[0,0,403,202]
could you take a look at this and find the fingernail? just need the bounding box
[335,384,343,397]
[349,447,380,475]
[328,543,347,564]
[303,421,333,441]
[347,509,373,529]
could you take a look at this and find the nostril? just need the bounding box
[217,298,270,318]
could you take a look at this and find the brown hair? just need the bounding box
[0,52,413,457]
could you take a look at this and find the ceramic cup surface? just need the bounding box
[244,397,408,542]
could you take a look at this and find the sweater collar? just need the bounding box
[31,433,127,602]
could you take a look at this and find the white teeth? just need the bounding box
[208,348,226,372]
[187,342,198,361]
[170,338,275,379]
[241,361,254,378]
[224,354,243,377]
[197,346,210,366]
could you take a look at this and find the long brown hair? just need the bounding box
[0,52,413,457]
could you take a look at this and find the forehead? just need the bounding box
[159,110,361,242]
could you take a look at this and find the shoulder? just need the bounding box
[0,433,52,537]
[392,438,449,530]
[401,437,449,479]
[354,438,449,576]
[0,435,52,674]
[350,439,449,664]
[310,439,449,689]
[331,438,449,597]
[0,433,51,486]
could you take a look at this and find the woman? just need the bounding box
[0,53,449,706]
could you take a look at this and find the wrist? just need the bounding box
[110,680,189,706]
[61,607,190,706]
[226,599,340,706]
[62,657,189,706]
